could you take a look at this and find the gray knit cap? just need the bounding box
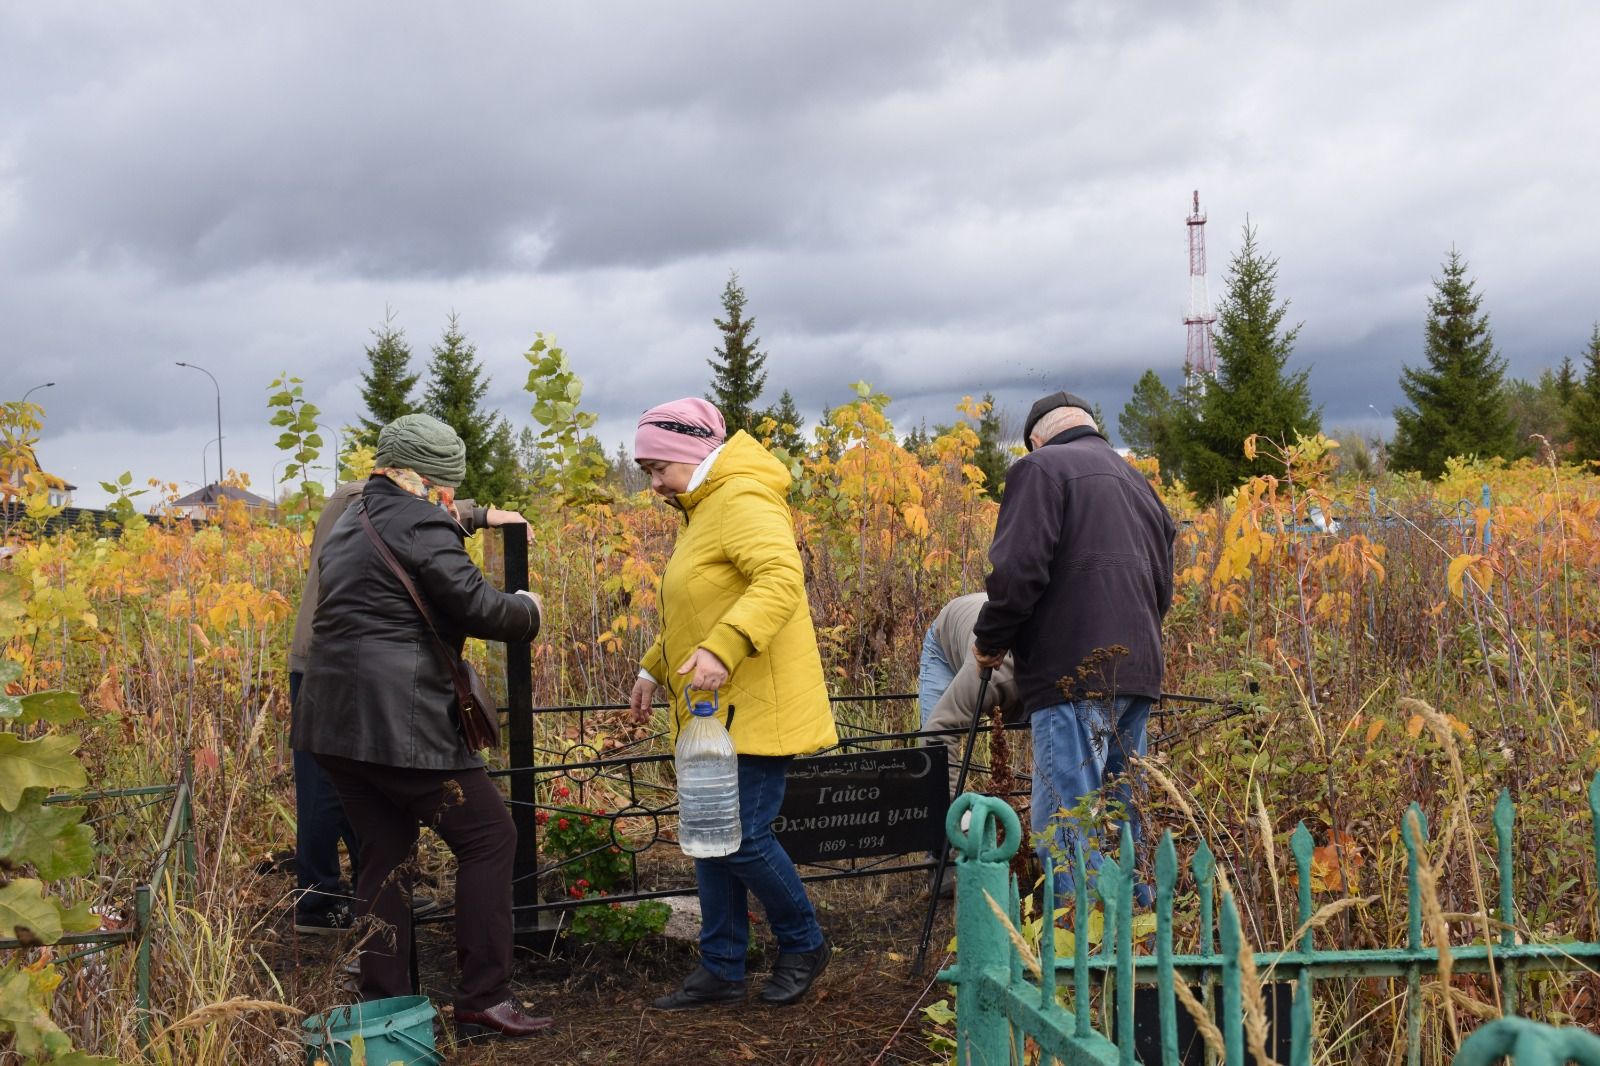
[373,414,467,488]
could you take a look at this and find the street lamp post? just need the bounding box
[315,422,344,488]
[202,436,222,497]
[21,382,55,405]
[269,458,288,519]
[175,362,223,487]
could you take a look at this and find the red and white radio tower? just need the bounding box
[1184,190,1218,384]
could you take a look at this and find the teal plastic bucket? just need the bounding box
[302,995,441,1066]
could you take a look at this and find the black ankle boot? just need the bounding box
[759,937,831,1006]
[651,965,746,1011]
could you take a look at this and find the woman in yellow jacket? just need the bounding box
[626,397,838,1011]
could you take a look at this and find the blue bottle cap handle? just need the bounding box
[687,689,719,717]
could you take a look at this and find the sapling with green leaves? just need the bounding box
[523,333,610,503]
[266,374,324,503]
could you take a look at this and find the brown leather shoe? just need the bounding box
[454,998,554,1040]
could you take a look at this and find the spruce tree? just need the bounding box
[706,272,768,435]
[356,309,419,445]
[1389,250,1516,477]
[1180,223,1321,497]
[972,392,1009,499]
[1556,355,1578,408]
[422,313,516,501]
[1568,324,1600,462]
[1505,373,1570,458]
[760,388,807,456]
[607,441,649,495]
[901,420,931,456]
[1119,368,1185,478]
[483,419,521,501]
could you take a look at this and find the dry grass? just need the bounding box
[11,438,1600,1061]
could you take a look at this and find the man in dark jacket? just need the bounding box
[973,391,1175,907]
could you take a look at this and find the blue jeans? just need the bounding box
[1031,696,1153,909]
[290,671,359,915]
[695,755,825,982]
[917,625,958,729]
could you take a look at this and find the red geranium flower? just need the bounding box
[557,818,570,831]
[534,810,549,826]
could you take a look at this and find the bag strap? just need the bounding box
[357,501,473,705]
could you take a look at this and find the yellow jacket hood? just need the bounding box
[643,431,836,757]
[677,431,791,512]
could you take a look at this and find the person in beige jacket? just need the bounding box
[918,593,1021,799]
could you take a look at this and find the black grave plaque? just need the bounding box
[774,747,949,864]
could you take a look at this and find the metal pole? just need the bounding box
[21,381,55,404]
[270,458,288,515]
[181,777,197,884]
[949,795,1019,1066]
[135,882,153,1049]
[176,362,223,485]
[913,667,991,976]
[315,422,344,486]
[503,525,541,946]
[201,436,220,493]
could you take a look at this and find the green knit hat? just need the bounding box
[374,414,467,488]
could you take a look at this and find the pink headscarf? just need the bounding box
[634,398,726,464]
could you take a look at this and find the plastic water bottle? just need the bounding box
[676,697,741,858]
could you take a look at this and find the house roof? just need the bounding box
[1,446,76,491]
[170,483,272,508]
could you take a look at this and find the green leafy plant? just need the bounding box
[523,334,610,502]
[267,373,324,502]
[538,791,668,945]
[0,660,114,1065]
[921,998,957,1058]
[538,792,627,893]
[567,897,670,946]
[96,472,148,529]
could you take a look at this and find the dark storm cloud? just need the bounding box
[2,4,1075,278]
[3,2,1208,281]
[3,1,1597,504]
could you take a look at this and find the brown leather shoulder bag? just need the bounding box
[358,503,500,751]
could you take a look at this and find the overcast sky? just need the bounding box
[6,2,1597,506]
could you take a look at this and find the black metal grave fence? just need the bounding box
[412,530,1242,971]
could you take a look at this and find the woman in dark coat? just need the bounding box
[291,413,550,1040]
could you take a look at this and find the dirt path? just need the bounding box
[279,873,956,1064]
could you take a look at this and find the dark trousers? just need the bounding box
[315,754,516,1012]
[289,672,358,915]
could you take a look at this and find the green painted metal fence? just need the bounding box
[0,778,196,1050]
[940,787,1600,1065]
